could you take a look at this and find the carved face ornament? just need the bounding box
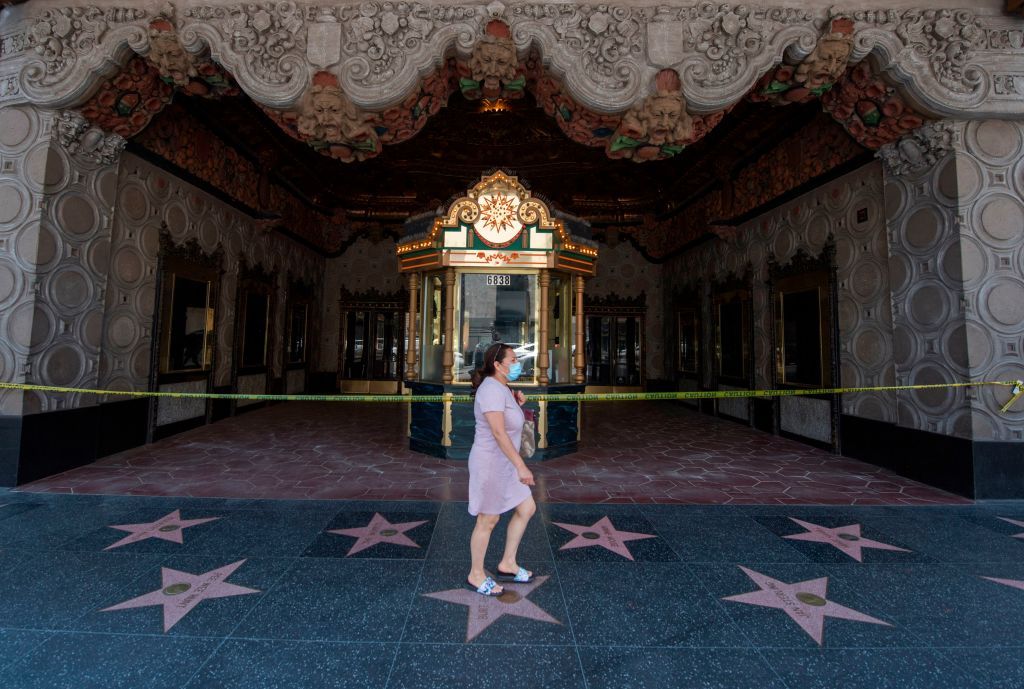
[148,28,195,86]
[642,93,685,144]
[470,37,518,91]
[796,37,853,88]
[297,85,368,143]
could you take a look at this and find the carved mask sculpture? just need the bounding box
[462,21,524,99]
[609,70,693,161]
[794,18,854,92]
[297,82,371,144]
[147,19,196,87]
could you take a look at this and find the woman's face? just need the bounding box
[498,348,518,372]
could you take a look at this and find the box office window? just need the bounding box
[456,272,537,384]
[420,274,446,382]
[241,292,270,368]
[678,309,699,374]
[287,303,308,365]
[161,275,214,373]
[778,287,823,387]
[717,300,747,380]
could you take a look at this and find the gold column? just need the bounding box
[405,272,419,380]
[573,275,585,384]
[537,270,550,385]
[442,267,456,384]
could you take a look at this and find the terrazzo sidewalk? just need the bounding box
[1,490,1023,688]
[17,402,968,505]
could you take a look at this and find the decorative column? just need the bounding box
[441,267,456,384]
[537,270,550,384]
[573,275,586,384]
[0,106,125,485]
[879,119,1024,497]
[405,272,419,380]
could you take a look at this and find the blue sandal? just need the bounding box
[468,576,503,596]
[496,566,533,583]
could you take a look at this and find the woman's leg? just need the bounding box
[469,513,501,590]
[498,495,537,575]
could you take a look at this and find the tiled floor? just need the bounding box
[1,491,1023,688]
[17,401,966,505]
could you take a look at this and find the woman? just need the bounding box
[467,342,537,596]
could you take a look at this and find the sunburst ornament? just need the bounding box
[474,191,523,247]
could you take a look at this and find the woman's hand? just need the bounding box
[513,390,526,406]
[517,465,535,486]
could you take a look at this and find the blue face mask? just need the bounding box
[505,361,523,382]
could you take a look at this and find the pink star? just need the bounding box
[783,518,910,562]
[553,516,656,561]
[101,560,259,632]
[423,575,561,642]
[327,513,428,556]
[998,517,1024,539]
[723,566,891,645]
[105,510,220,550]
[981,576,1024,592]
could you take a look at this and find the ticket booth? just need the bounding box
[398,171,598,460]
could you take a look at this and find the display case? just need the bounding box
[397,171,598,460]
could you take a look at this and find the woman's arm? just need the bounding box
[484,411,535,486]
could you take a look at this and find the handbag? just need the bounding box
[520,408,537,460]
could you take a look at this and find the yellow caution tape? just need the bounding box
[0,380,1021,412]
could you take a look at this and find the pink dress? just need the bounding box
[468,376,531,516]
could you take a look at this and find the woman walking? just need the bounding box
[467,342,537,596]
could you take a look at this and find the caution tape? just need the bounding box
[0,380,1021,412]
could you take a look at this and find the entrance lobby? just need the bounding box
[1,0,1023,686]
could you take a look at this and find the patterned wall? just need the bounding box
[588,238,666,382]
[99,153,323,397]
[0,104,119,416]
[665,161,897,424]
[883,121,1024,442]
[319,236,403,373]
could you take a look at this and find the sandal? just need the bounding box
[467,576,503,596]
[495,566,533,583]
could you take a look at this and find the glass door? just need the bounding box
[586,315,642,386]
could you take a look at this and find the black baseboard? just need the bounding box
[779,429,834,452]
[234,401,267,416]
[8,399,154,485]
[308,373,338,394]
[97,399,150,458]
[752,399,775,433]
[974,441,1024,500]
[153,415,206,441]
[0,416,22,487]
[211,386,232,422]
[841,415,976,498]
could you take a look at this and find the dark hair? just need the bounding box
[471,342,513,390]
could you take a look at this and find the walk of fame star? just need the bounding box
[997,517,1024,539]
[553,516,656,560]
[101,560,259,632]
[423,575,560,642]
[327,513,428,556]
[105,510,220,550]
[723,566,891,645]
[783,518,910,562]
[981,576,1024,592]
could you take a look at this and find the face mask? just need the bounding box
[504,361,523,382]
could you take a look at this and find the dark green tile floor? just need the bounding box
[1,490,1023,688]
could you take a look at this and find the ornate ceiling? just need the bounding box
[166,86,829,229]
[6,2,1022,257]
